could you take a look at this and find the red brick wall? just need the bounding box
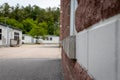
[60,0,63,41]
[62,49,93,80]
[60,0,120,80]
[60,0,70,40]
[75,0,120,32]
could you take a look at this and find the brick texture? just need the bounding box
[62,49,93,80]
[60,0,70,40]
[60,0,120,80]
[75,0,120,32]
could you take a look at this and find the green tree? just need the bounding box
[0,3,60,36]
[22,18,36,34]
[29,26,47,37]
[29,22,48,37]
[2,3,10,17]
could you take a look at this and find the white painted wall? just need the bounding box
[33,38,37,44]
[88,20,116,80]
[76,30,88,69]
[0,25,22,46]
[41,36,59,44]
[7,28,22,46]
[0,25,7,46]
[22,35,33,44]
[50,36,59,43]
[7,28,12,46]
[118,19,120,80]
[22,35,59,44]
[76,15,120,80]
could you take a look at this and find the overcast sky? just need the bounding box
[0,0,60,8]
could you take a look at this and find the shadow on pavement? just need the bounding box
[0,58,64,80]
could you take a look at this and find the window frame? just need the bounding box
[50,37,52,40]
[14,32,19,40]
[0,29,2,40]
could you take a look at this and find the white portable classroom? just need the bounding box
[0,24,22,47]
[22,34,36,44]
[40,35,59,44]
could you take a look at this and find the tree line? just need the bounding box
[0,3,60,37]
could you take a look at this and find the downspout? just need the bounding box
[70,0,78,36]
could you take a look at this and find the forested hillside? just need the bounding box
[0,3,60,36]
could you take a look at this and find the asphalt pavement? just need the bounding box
[0,59,64,80]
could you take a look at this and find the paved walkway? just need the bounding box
[0,44,63,80]
[0,59,63,80]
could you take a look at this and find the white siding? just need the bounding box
[51,36,59,43]
[76,30,88,69]
[22,35,33,44]
[33,38,37,44]
[7,28,12,46]
[118,19,120,80]
[0,25,7,46]
[0,25,22,46]
[76,14,120,80]
[88,20,116,80]
[41,36,59,44]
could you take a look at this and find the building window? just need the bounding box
[14,32,19,40]
[0,29,2,40]
[50,37,52,40]
[0,29,2,33]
